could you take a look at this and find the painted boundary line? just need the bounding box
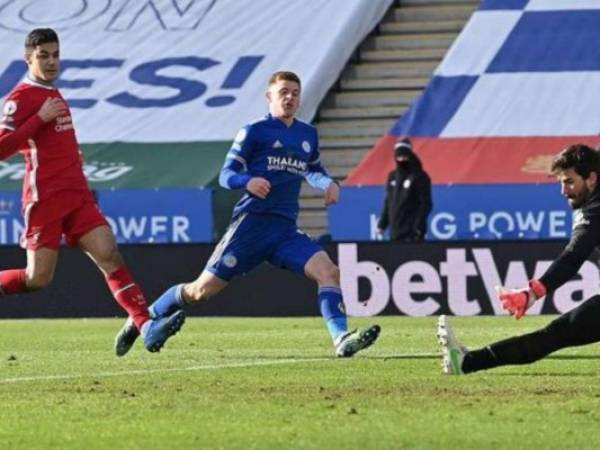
[0,358,330,384]
[0,353,440,384]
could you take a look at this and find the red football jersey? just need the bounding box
[0,78,89,205]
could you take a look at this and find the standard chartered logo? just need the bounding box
[0,161,133,182]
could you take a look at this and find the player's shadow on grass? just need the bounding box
[498,371,600,377]
[546,354,600,360]
[494,355,600,377]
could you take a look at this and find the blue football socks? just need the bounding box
[149,283,186,318]
[318,286,348,341]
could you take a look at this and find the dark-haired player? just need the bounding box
[0,28,184,352]
[439,144,600,374]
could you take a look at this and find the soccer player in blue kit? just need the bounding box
[114,71,381,357]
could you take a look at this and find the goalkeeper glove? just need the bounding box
[496,279,547,320]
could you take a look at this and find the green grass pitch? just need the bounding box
[2,316,600,450]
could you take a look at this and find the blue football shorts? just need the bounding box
[205,212,323,281]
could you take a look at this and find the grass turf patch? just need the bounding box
[1,316,600,449]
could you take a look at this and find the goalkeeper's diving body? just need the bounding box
[439,144,600,374]
[114,71,380,358]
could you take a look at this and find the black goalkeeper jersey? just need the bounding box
[540,186,600,292]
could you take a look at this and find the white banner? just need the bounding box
[432,5,600,138]
[0,0,393,142]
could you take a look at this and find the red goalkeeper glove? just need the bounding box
[496,279,547,319]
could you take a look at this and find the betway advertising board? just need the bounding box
[336,241,596,317]
[0,241,592,318]
[0,0,393,143]
[329,184,573,241]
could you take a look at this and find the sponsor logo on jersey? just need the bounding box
[273,140,283,149]
[266,155,307,174]
[55,115,74,133]
[573,210,590,229]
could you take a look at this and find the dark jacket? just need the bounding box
[377,152,432,241]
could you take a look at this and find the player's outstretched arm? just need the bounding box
[538,216,600,293]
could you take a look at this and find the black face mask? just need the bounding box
[395,155,412,171]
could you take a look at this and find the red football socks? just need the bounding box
[106,266,150,330]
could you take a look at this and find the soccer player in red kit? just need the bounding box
[0,28,185,353]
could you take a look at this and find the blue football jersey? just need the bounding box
[219,114,332,221]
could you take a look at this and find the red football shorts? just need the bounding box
[21,190,109,250]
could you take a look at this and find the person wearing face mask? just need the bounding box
[375,137,432,242]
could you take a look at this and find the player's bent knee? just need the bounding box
[330,265,341,283]
[316,264,340,285]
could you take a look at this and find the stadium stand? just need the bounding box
[330,0,600,241]
[299,0,479,237]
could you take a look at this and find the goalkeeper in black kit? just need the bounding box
[438,143,600,374]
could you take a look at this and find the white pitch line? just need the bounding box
[0,358,330,384]
[0,352,440,385]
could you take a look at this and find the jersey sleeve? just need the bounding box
[0,90,45,159]
[539,213,600,292]
[218,125,255,190]
[304,130,333,191]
